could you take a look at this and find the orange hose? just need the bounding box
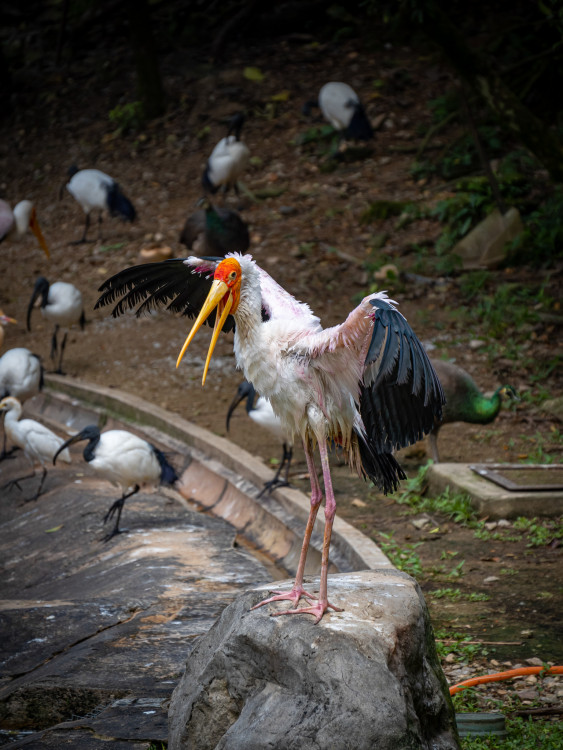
[449,666,563,695]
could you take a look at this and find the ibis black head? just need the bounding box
[226,380,256,431]
[227,112,245,140]
[67,165,80,179]
[27,276,50,331]
[53,424,101,465]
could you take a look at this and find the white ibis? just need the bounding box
[202,113,250,197]
[0,396,71,501]
[180,197,250,255]
[0,199,50,258]
[27,276,85,374]
[227,380,293,496]
[53,425,178,541]
[428,359,518,463]
[0,310,17,350]
[97,253,444,622]
[304,82,373,142]
[62,166,136,243]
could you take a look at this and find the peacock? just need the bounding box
[179,198,249,255]
[429,359,518,462]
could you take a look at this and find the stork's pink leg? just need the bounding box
[252,440,343,622]
[251,443,323,610]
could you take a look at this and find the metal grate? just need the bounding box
[470,464,563,492]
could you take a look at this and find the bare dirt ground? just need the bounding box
[1,30,561,713]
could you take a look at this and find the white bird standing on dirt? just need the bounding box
[96,253,444,622]
[27,276,85,375]
[0,347,44,458]
[62,166,136,243]
[202,113,250,197]
[227,380,293,496]
[53,425,179,541]
[0,396,71,501]
[305,82,373,142]
[0,199,50,258]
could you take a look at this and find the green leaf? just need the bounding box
[243,67,264,82]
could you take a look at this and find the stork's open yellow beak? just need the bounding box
[176,279,233,386]
[29,208,50,259]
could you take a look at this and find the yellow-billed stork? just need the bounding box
[227,379,293,496]
[0,396,71,501]
[53,425,178,541]
[27,276,85,375]
[0,199,50,258]
[96,253,444,622]
[202,113,250,197]
[62,166,136,244]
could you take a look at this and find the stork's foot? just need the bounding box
[251,584,318,611]
[272,599,343,624]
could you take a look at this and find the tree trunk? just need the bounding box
[420,2,563,184]
[125,0,165,120]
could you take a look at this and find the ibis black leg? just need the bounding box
[24,467,48,502]
[71,213,93,244]
[55,332,68,375]
[257,444,293,498]
[50,325,59,363]
[103,484,140,541]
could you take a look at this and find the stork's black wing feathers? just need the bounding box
[361,297,445,453]
[95,258,236,332]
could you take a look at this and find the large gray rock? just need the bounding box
[169,569,460,750]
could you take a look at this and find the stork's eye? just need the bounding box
[228,271,237,282]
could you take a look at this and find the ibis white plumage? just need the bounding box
[54,425,178,541]
[305,82,373,142]
[0,396,71,501]
[202,113,250,197]
[227,380,293,496]
[0,347,44,404]
[27,276,85,374]
[96,253,444,621]
[0,199,50,258]
[63,166,136,243]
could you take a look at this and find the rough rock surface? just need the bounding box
[168,569,460,750]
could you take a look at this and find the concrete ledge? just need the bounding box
[427,463,563,519]
[39,374,390,575]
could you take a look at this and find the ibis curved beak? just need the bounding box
[29,208,50,259]
[176,279,233,386]
[53,431,84,465]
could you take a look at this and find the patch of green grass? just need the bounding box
[431,587,462,601]
[376,531,423,577]
[459,716,563,749]
[467,592,491,602]
[433,629,488,662]
[512,516,563,547]
[394,465,476,525]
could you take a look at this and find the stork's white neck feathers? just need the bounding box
[13,201,33,236]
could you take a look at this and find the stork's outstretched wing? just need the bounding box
[95,257,237,332]
[288,292,444,453]
[361,297,444,452]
